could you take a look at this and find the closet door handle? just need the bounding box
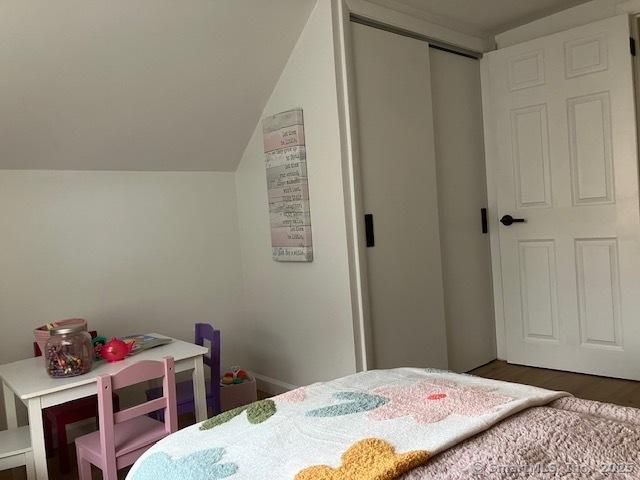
[365,214,375,247]
[500,214,526,226]
[481,208,488,234]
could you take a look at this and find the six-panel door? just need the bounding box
[485,15,640,379]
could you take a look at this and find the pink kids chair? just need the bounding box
[75,357,177,480]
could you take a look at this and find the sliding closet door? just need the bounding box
[430,49,496,372]
[350,22,448,370]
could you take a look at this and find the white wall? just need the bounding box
[235,0,357,390]
[0,171,243,367]
[0,170,244,428]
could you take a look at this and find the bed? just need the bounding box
[126,368,640,480]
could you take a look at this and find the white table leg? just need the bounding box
[27,397,48,480]
[2,380,18,429]
[3,382,21,480]
[192,356,207,422]
[24,450,36,480]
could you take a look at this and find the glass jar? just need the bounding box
[45,324,93,378]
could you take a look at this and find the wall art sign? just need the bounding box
[262,108,313,262]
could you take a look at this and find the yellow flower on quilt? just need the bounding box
[294,438,430,480]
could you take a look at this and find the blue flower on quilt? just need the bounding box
[306,391,389,417]
[129,448,238,480]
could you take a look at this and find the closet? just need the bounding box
[350,21,496,372]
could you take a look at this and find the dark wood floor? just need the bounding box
[471,359,640,408]
[4,362,640,479]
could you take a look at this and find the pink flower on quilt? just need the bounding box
[368,379,513,424]
[278,387,306,404]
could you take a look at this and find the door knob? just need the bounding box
[500,215,526,226]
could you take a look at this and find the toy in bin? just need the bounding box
[220,366,257,411]
[92,336,108,360]
[221,366,250,385]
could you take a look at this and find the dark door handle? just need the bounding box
[481,208,488,234]
[500,214,526,226]
[364,214,375,247]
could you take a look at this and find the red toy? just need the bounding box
[100,338,135,362]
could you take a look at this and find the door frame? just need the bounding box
[331,0,490,371]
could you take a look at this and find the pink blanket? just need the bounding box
[401,397,640,479]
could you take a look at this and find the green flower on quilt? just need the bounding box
[423,368,448,374]
[200,399,277,430]
[306,391,389,417]
[130,449,237,480]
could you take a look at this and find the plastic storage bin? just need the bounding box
[220,377,257,411]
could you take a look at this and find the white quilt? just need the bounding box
[127,368,568,480]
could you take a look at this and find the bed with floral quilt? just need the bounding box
[126,368,640,480]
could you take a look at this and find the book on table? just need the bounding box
[121,334,172,355]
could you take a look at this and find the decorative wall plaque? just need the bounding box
[262,109,313,262]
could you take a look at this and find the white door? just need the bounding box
[430,48,497,372]
[350,22,448,370]
[484,15,640,379]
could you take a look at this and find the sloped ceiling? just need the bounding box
[0,0,316,171]
[367,0,593,38]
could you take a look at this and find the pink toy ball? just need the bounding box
[100,338,134,362]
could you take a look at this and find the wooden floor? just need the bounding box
[4,364,640,479]
[471,359,640,408]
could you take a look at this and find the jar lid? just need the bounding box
[50,323,87,335]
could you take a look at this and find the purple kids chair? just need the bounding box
[75,357,177,480]
[146,323,221,419]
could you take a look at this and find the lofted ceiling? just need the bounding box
[367,0,594,37]
[1,0,597,171]
[0,0,316,171]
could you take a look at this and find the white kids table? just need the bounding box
[0,334,208,480]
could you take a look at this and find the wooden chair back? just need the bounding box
[195,323,221,413]
[96,357,177,468]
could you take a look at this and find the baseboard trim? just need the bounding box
[251,373,298,396]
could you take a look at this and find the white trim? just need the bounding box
[494,0,621,49]
[480,58,507,360]
[332,0,374,372]
[353,0,489,39]
[344,0,493,53]
[251,373,298,396]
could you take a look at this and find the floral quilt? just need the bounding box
[127,368,568,480]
